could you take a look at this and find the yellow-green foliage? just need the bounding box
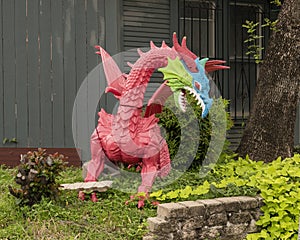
[246,156,300,240]
[151,155,300,240]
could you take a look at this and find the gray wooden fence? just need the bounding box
[0,0,108,148]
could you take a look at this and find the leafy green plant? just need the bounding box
[156,96,233,170]
[242,0,281,64]
[246,156,300,240]
[2,137,18,144]
[242,20,265,64]
[293,145,300,154]
[271,0,282,6]
[150,155,258,202]
[8,148,67,206]
[262,18,279,32]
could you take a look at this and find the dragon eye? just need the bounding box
[194,82,201,91]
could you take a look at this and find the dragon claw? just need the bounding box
[91,192,98,202]
[138,200,145,208]
[126,192,159,208]
[78,191,98,202]
[78,191,85,201]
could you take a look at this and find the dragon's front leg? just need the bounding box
[79,128,105,202]
[133,139,171,208]
[134,153,159,208]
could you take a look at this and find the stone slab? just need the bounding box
[60,181,113,192]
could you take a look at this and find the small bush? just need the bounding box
[156,95,233,170]
[293,145,300,154]
[9,148,67,206]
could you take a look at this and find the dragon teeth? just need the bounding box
[183,86,206,115]
[178,92,187,112]
[198,98,206,115]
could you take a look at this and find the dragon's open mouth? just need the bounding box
[178,86,206,114]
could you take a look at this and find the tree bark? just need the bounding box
[237,0,300,162]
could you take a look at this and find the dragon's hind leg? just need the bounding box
[78,128,105,202]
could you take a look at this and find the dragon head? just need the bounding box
[159,57,213,118]
[158,34,229,118]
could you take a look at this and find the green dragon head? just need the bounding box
[159,57,212,118]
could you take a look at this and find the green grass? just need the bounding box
[0,166,156,240]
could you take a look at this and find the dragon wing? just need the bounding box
[144,82,173,117]
[95,46,125,99]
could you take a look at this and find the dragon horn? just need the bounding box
[205,60,230,73]
[172,33,180,51]
[161,40,169,49]
[95,46,124,86]
[172,33,198,72]
[150,41,158,49]
[127,62,134,68]
[137,48,145,56]
[181,36,197,59]
[172,33,197,60]
[199,58,209,67]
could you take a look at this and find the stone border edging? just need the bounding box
[144,196,263,240]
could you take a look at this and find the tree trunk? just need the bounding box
[237,0,300,162]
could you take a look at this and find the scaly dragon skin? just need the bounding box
[79,33,228,208]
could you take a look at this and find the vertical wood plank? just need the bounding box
[97,0,106,114]
[63,0,76,147]
[3,0,16,147]
[105,0,120,55]
[27,0,40,146]
[0,0,4,144]
[170,0,179,41]
[51,0,64,147]
[15,0,28,147]
[87,0,99,137]
[104,0,121,115]
[39,0,52,147]
[74,0,89,160]
[75,0,87,90]
[87,0,99,73]
[98,0,105,48]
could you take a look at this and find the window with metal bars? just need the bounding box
[178,0,279,121]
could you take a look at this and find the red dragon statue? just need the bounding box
[79,33,228,207]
